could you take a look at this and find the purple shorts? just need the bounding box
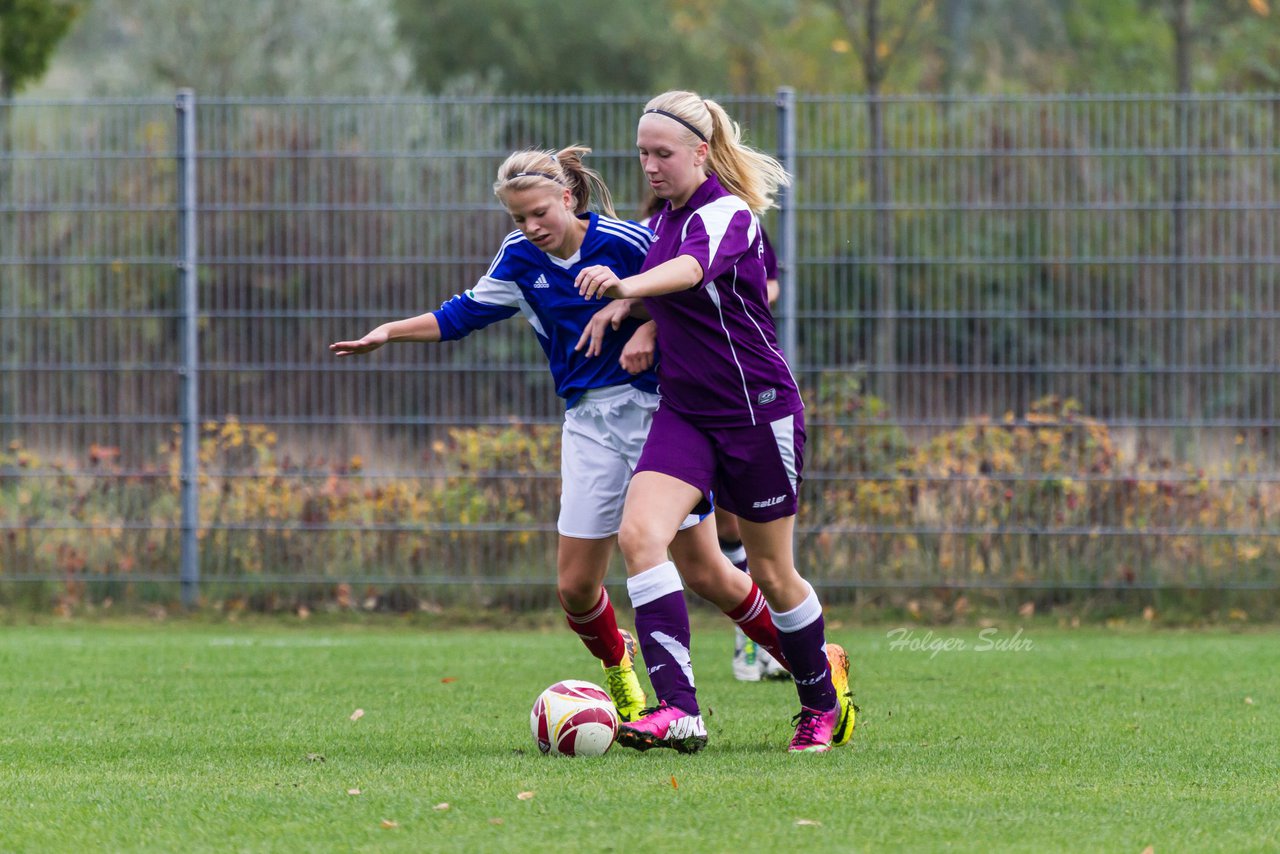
[634,404,805,523]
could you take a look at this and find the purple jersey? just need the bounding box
[761,228,778,281]
[640,174,801,427]
[646,212,778,282]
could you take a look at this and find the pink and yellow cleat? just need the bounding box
[788,642,857,753]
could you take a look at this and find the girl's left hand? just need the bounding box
[619,321,657,374]
[576,265,624,300]
[575,299,635,358]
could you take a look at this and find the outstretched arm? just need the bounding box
[576,256,703,301]
[329,311,442,356]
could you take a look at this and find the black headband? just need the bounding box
[644,108,708,143]
[508,171,561,183]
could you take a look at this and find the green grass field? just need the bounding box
[1,618,1276,853]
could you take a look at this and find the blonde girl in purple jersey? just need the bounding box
[578,92,855,753]
[642,190,788,683]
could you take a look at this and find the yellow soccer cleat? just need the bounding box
[825,642,858,746]
[603,629,647,723]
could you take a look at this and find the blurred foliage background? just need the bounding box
[8,0,1280,99]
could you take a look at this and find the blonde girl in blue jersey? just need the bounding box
[330,146,794,729]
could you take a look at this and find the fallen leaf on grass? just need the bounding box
[670,776,678,790]
[433,803,450,811]
[1141,847,1154,854]
[517,791,535,801]
[489,818,504,826]
[796,819,823,827]
[380,820,399,829]
[1245,697,1254,705]
[347,789,361,796]
[441,677,458,684]
[350,708,365,721]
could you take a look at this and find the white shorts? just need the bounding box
[558,384,701,539]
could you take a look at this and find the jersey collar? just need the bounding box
[681,172,724,212]
[544,212,595,270]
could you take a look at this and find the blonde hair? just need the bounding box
[643,90,790,214]
[493,145,617,218]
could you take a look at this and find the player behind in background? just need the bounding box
[579,93,855,753]
[330,146,793,728]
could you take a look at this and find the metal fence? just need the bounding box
[2,91,1279,609]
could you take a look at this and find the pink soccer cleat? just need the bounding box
[616,701,708,754]
[787,703,841,753]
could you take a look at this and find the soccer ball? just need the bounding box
[530,679,619,757]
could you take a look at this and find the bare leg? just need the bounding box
[669,518,751,610]
[556,534,615,612]
[616,471,700,574]
[556,533,627,666]
[737,515,810,610]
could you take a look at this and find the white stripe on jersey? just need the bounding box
[485,231,526,278]
[684,196,756,264]
[727,274,804,411]
[470,276,546,338]
[596,217,654,255]
[470,276,522,307]
[705,275,757,426]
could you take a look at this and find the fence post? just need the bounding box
[775,86,798,364]
[175,89,200,608]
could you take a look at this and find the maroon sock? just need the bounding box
[562,589,625,667]
[725,584,791,673]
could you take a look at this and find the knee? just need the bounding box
[677,554,719,597]
[617,518,664,569]
[742,557,788,596]
[557,574,600,612]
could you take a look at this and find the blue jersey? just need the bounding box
[433,212,658,408]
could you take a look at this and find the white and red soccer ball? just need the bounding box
[530,679,619,757]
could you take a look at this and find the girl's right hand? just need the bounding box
[576,265,623,300]
[329,326,389,356]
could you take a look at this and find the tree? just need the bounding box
[1,0,79,439]
[1139,0,1277,451]
[36,0,412,96]
[0,0,79,97]
[394,0,703,94]
[814,0,937,404]
[1140,0,1275,91]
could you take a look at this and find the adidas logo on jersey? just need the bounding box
[533,273,550,288]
